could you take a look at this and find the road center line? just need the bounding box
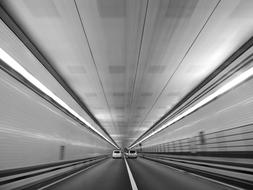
[124,157,138,190]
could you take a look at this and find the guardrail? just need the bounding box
[138,124,253,158]
[0,155,109,190]
[141,153,253,189]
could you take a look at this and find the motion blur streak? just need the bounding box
[130,66,253,148]
[0,47,118,148]
[0,126,101,148]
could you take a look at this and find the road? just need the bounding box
[46,158,131,190]
[128,157,234,190]
[44,157,234,190]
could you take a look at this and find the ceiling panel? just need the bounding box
[75,0,148,142]
[2,0,253,147]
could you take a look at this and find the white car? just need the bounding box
[112,150,122,159]
[126,150,137,159]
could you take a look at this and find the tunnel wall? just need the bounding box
[137,75,253,157]
[0,70,113,170]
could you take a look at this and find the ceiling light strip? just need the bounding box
[130,38,253,148]
[0,48,118,148]
[130,66,253,148]
[0,6,118,148]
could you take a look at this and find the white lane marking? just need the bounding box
[38,161,102,190]
[124,157,138,190]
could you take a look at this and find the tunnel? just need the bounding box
[0,0,253,189]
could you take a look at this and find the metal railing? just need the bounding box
[0,155,109,189]
[139,124,253,158]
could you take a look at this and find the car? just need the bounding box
[126,150,137,159]
[112,150,122,159]
[124,151,129,157]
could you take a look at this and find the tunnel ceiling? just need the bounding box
[1,0,253,147]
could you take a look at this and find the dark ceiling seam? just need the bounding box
[125,0,149,143]
[129,0,149,107]
[130,0,222,147]
[0,4,116,147]
[126,0,149,145]
[73,0,119,146]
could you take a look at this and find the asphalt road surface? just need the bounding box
[46,158,131,190]
[127,157,234,190]
[44,157,234,190]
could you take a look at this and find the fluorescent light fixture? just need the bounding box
[130,66,253,148]
[0,48,118,148]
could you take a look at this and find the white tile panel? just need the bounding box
[1,0,253,147]
[0,70,112,170]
